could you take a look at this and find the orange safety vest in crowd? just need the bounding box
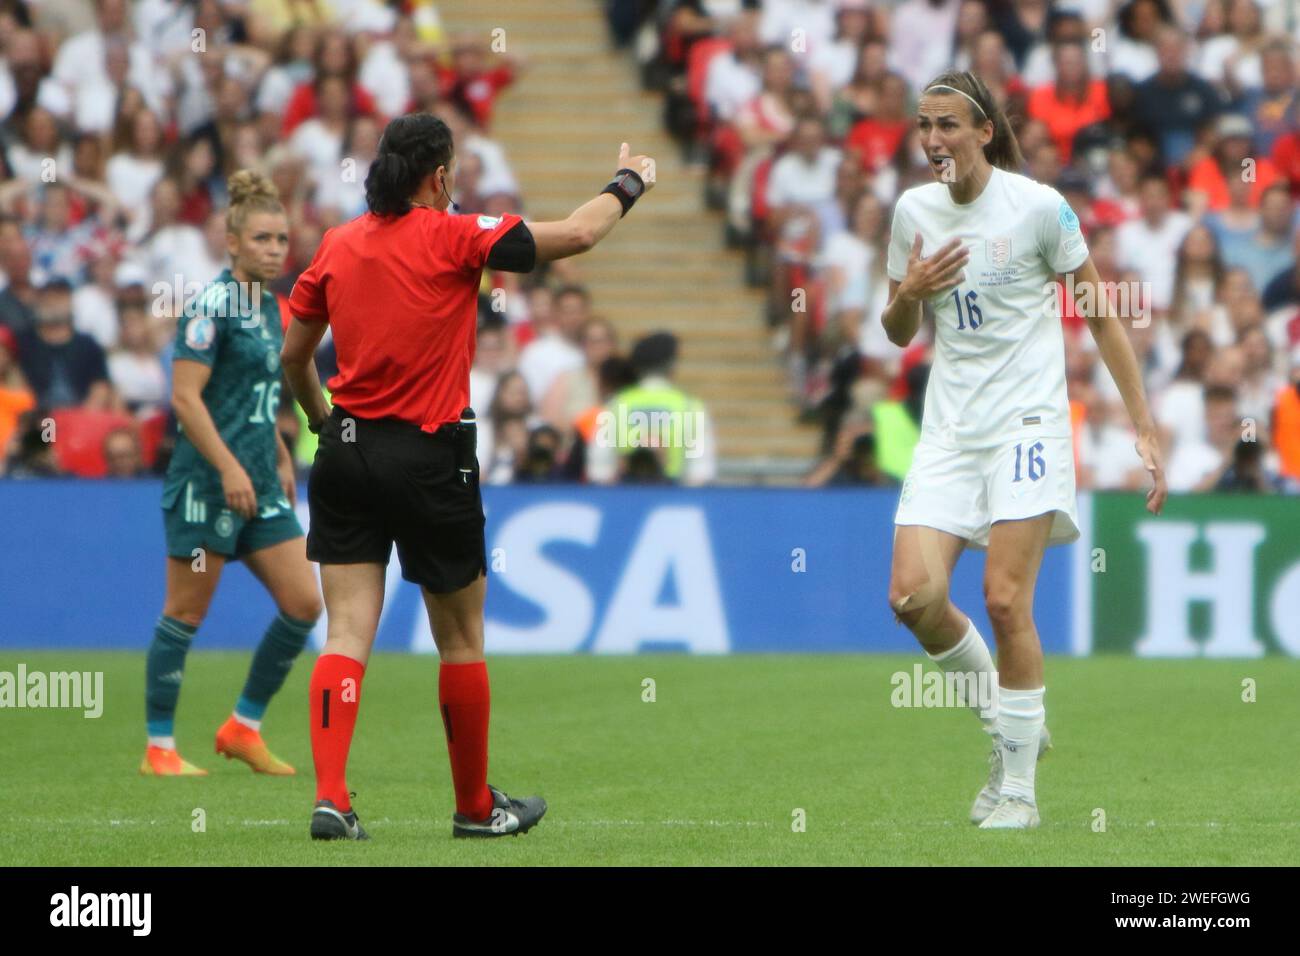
[1069,398,1086,477]
[1274,383,1300,479]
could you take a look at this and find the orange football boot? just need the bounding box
[139,745,208,776]
[214,716,296,775]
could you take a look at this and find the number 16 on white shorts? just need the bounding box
[894,435,1080,551]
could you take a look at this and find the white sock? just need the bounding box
[997,687,1045,803]
[147,735,176,750]
[927,620,999,732]
[232,712,262,731]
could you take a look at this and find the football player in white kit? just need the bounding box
[882,71,1168,829]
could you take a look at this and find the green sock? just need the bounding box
[235,612,314,722]
[146,616,197,739]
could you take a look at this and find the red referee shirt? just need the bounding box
[288,207,522,431]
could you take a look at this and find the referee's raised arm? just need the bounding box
[525,142,657,261]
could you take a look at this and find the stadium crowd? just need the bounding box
[622,0,1300,492]
[0,0,716,486]
[2,0,1296,492]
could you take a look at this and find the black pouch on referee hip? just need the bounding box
[452,407,477,484]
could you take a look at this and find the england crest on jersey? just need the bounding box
[987,237,1012,268]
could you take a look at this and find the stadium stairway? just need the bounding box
[435,0,822,483]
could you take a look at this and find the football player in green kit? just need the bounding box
[142,169,322,776]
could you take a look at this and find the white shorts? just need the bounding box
[894,435,1080,550]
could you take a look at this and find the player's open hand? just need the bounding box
[899,234,968,302]
[1135,430,1167,515]
[618,142,656,192]
[221,462,257,519]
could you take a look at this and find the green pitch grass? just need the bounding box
[2,652,1297,866]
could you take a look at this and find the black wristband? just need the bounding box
[308,418,325,435]
[601,168,644,217]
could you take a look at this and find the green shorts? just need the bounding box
[162,488,304,561]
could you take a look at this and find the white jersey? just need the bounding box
[887,166,1089,450]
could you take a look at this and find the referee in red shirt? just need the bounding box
[282,112,654,840]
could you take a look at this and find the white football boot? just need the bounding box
[970,725,1052,824]
[978,795,1041,829]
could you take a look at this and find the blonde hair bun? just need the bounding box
[227,169,281,207]
[226,168,285,235]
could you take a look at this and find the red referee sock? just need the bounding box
[309,653,366,812]
[439,661,494,822]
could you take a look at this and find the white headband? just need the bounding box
[923,84,987,118]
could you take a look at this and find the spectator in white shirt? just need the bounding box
[1237,324,1283,425]
[1166,383,1241,490]
[52,0,172,121]
[809,0,875,112]
[72,253,122,350]
[1154,327,1211,441]
[132,0,197,61]
[255,24,317,119]
[316,114,380,221]
[357,14,411,118]
[888,0,962,93]
[1107,0,1170,82]
[106,108,167,235]
[5,107,75,183]
[141,178,212,289]
[108,300,167,416]
[1080,388,1152,489]
[432,102,520,202]
[1116,173,1194,313]
[952,0,992,74]
[1020,9,1109,87]
[705,11,764,124]
[759,0,836,65]
[540,316,618,434]
[823,192,902,372]
[518,286,584,405]
[766,115,843,244]
[470,317,514,417]
[290,75,354,191]
[1195,0,1265,93]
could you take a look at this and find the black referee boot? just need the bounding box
[310,797,370,841]
[452,784,547,838]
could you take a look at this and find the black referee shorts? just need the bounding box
[307,405,486,594]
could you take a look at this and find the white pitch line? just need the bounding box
[93,818,1300,830]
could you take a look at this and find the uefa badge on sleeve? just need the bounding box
[185,314,215,351]
[1058,200,1080,233]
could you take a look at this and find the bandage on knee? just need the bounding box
[892,526,951,634]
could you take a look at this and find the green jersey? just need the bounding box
[163,270,285,510]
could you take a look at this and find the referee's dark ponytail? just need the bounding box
[365,113,454,217]
[922,70,1025,173]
